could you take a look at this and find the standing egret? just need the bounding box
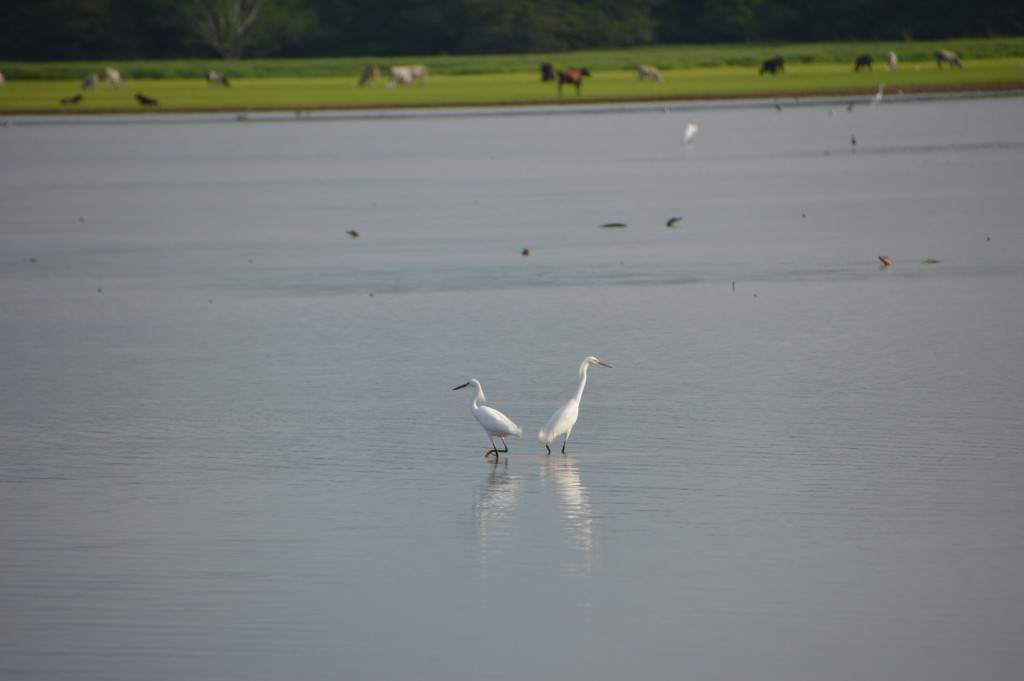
[872,84,884,106]
[538,356,611,455]
[453,379,523,461]
[683,121,699,145]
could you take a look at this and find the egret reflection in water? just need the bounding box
[473,457,598,576]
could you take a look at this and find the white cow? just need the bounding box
[105,67,123,88]
[390,64,428,86]
[637,64,662,82]
[207,70,230,86]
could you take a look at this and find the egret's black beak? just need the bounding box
[453,382,470,391]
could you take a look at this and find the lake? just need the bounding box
[2,94,1023,680]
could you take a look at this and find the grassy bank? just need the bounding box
[2,38,1022,114]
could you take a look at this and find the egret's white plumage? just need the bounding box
[538,356,611,454]
[453,379,522,461]
[872,84,884,106]
[683,120,699,145]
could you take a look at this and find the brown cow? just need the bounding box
[557,68,591,96]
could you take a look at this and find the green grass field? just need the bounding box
[2,39,1023,114]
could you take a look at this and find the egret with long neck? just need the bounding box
[453,379,523,462]
[538,356,611,454]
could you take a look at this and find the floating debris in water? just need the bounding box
[878,255,892,266]
[666,216,682,228]
[600,222,627,228]
[346,230,360,238]
[921,259,942,265]
[521,248,530,256]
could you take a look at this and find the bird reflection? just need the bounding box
[473,456,599,576]
[474,465,523,571]
[540,456,597,575]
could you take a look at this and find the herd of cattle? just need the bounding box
[49,49,966,106]
[759,49,962,75]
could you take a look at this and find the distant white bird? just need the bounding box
[453,379,522,461]
[872,84,884,106]
[683,120,699,145]
[538,356,611,455]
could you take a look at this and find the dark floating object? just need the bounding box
[666,216,682,228]
[921,259,942,264]
[878,255,892,267]
[135,92,158,105]
[60,94,83,105]
[346,230,360,238]
[851,134,857,146]
[521,248,530,256]
[600,222,627,228]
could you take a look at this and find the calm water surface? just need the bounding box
[2,96,1023,680]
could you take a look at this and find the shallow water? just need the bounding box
[2,95,1023,680]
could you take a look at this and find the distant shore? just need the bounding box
[3,47,1023,116]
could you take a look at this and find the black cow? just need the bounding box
[854,54,874,71]
[759,57,785,75]
[540,63,555,82]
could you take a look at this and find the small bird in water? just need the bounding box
[600,222,627,228]
[851,134,857,147]
[346,230,360,238]
[666,216,682,228]
[683,121,698,144]
[135,92,158,105]
[879,255,892,266]
[521,248,530,256]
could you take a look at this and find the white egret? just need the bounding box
[453,379,523,461]
[872,84,884,106]
[683,121,699,145]
[538,356,611,455]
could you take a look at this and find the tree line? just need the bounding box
[3,0,1020,61]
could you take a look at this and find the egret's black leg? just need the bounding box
[561,436,569,454]
[545,444,552,455]
[496,438,509,453]
[486,437,500,462]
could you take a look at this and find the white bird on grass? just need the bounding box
[453,379,523,462]
[538,356,611,455]
[683,120,699,145]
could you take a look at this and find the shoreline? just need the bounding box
[4,82,1022,123]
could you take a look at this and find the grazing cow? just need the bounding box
[135,92,158,105]
[390,64,428,86]
[557,68,590,96]
[637,64,662,82]
[207,70,230,86]
[540,63,555,81]
[854,54,873,71]
[104,67,123,88]
[358,65,379,86]
[887,50,898,71]
[936,49,962,68]
[81,73,99,91]
[759,57,785,75]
